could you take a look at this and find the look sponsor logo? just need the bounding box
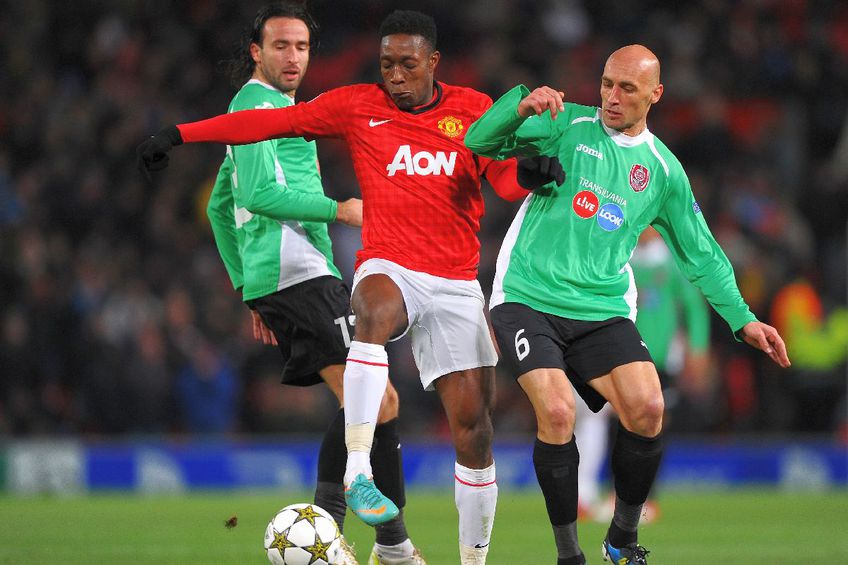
[597,202,624,231]
[572,190,599,218]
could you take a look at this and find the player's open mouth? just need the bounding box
[604,108,621,118]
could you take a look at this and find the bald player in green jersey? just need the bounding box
[465,44,790,565]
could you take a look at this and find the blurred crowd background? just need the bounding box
[1,0,846,441]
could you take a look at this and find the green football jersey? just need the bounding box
[206,80,341,301]
[465,84,756,334]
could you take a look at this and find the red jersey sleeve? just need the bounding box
[479,157,530,202]
[178,87,353,144]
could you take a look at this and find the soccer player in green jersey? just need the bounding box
[465,45,791,565]
[206,4,422,564]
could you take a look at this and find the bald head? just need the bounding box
[599,44,664,136]
[606,44,661,87]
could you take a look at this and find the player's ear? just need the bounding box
[651,82,663,104]
[429,50,441,73]
[250,41,262,65]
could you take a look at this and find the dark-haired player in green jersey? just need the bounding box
[206,4,422,564]
[465,44,790,565]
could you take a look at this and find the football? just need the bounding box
[264,503,341,565]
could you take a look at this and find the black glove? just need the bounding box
[136,126,183,182]
[516,155,565,190]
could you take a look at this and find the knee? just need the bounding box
[535,398,575,442]
[377,383,399,423]
[626,394,664,437]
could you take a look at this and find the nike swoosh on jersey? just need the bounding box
[369,118,391,127]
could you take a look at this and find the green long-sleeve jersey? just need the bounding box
[465,84,756,334]
[206,80,341,301]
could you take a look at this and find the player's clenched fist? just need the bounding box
[518,86,565,119]
[517,155,566,190]
[136,126,183,181]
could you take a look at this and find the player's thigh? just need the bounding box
[588,361,663,428]
[516,367,576,426]
[350,260,411,342]
[411,279,498,391]
[562,316,654,410]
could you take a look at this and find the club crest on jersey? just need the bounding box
[597,202,624,231]
[437,115,464,138]
[629,164,650,192]
[572,190,599,218]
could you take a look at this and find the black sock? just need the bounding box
[375,510,409,547]
[372,418,408,545]
[314,409,346,532]
[608,423,663,547]
[557,554,586,565]
[533,437,581,558]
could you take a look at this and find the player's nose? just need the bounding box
[389,66,404,84]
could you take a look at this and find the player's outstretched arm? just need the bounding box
[137,107,300,179]
[738,321,791,368]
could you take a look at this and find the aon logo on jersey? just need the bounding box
[387,145,457,176]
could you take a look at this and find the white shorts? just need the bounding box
[352,258,499,391]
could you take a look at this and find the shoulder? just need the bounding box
[230,81,289,111]
[646,134,685,179]
[303,82,380,106]
[562,103,599,123]
[440,82,493,110]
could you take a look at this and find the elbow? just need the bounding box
[206,199,220,221]
[206,200,226,223]
[463,133,485,155]
[465,137,496,159]
[240,191,263,217]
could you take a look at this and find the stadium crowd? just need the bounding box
[1,0,846,439]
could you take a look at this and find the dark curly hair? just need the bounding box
[221,2,319,88]
[378,10,437,52]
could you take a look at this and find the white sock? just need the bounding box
[343,341,388,485]
[454,461,497,551]
[373,539,414,559]
[575,395,610,507]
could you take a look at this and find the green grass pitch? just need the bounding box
[1,489,846,564]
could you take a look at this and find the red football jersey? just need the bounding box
[179,82,527,280]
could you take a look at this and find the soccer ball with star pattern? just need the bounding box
[264,503,341,565]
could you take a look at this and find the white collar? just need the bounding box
[597,109,652,147]
[245,79,295,102]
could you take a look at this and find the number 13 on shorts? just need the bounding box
[334,315,356,348]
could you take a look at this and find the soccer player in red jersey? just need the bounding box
[138,10,529,565]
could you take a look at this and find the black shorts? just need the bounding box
[246,276,354,387]
[490,302,654,412]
